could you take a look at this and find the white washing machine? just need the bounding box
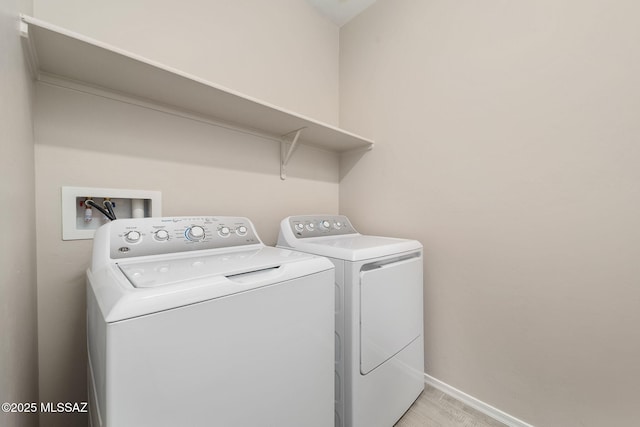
[278,215,424,427]
[87,216,335,427]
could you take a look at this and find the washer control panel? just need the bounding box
[288,215,357,239]
[109,216,260,259]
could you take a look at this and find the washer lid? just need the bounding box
[88,246,333,322]
[283,234,422,261]
[118,247,301,288]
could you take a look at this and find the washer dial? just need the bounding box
[186,226,205,241]
[125,231,141,243]
[154,229,170,241]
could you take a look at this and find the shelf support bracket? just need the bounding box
[280,128,304,180]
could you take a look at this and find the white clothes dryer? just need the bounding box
[87,216,334,427]
[278,215,424,427]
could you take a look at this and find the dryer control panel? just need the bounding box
[287,215,357,239]
[107,216,261,259]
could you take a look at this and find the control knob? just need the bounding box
[320,220,331,230]
[125,230,141,243]
[236,225,248,236]
[294,223,304,232]
[306,222,315,231]
[155,229,170,241]
[219,226,231,237]
[187,226,205,241]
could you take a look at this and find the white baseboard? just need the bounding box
[424,373,534,427]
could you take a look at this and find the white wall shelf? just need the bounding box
[19,15,374,177]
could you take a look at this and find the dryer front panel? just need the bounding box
[359,253,423,375]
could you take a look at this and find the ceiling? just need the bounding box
[307,0,378,27]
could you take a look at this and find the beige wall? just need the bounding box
[32,2,340,426]
[0,1,39,427]
[24,1,640,425]
[33,0,339,126]
[340,1,640,426]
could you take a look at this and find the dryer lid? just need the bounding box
[282,234,422,261]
